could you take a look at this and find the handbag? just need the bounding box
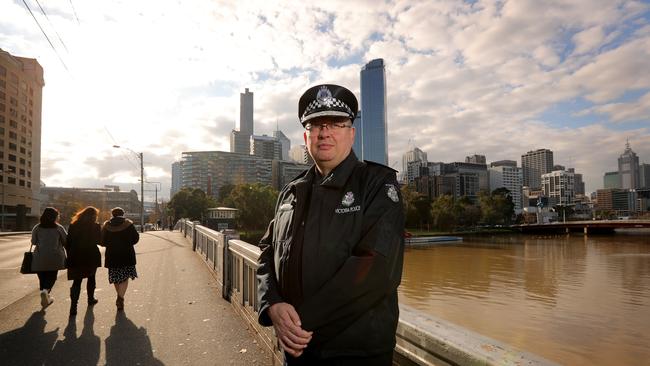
[20,243,35,274]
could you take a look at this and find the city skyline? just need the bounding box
[1,1,649,199]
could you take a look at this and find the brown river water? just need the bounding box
[398,230,650,365]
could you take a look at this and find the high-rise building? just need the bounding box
[402,147,427,183]
[618,141,640,189]
[251,135,282,160]
[352,110,362,156]
[542,170,575,207]
[451,162,490,191]
[359,59,387,165]
[273,129,290,161]
[603,171,620,189]
[596,188,635,215]
[239,88,253,135]
[289,145,312,165]
[449,162,489,200]
[489,165,523,210]
[181,151,273,199]
[640,163,650,189]
[466,155,486,164]
[521,149,554,189]
[0,48,44,230]
[230,88,254,154]
[180,150,310,197]
[427,162,444,176]
[568,168,585,195]
[272,160,311,191]
[171,161,181,198]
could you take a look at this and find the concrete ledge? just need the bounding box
[397,305,559,366]
[0,231,31,236]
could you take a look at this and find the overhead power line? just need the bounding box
[103,126,141,173]
[34,0,69,53]
[68,0,80,24]
[21,0,69,72]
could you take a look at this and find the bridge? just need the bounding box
[513,219,650,234]
[0,225,558,366]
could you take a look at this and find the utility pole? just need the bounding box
[113,145,144,233]
[140,152,144,233]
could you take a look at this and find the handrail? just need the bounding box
[180,219,558,366]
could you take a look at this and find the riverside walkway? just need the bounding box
[0,230,271,365]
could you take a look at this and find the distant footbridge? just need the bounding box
[513,220,650,234]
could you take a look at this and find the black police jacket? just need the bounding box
[257,151,405,358]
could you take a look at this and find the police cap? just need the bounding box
[298,84,358,126]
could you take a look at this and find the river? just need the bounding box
[398,230,650,365]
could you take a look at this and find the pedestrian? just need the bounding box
[65,206,102,316]
[101,207,139,311]
[256,84,405,365]
[31,207,67,309]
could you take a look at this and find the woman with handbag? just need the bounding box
[65,206,102,316]
[31,207,67,309]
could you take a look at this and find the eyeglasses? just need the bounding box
[305,122,352,133]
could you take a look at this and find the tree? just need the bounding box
[478,191,500,225]
[168,188,216,221]
[217,184,235,205]
[400,186,421,229]
[492,188,515,224]
[479,188,515,225]
[456,196,480,227]
[413,195,433,230]
[222,183,278,231]
[431,195,458,231]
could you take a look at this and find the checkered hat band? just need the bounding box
[301,97,353,121]
[301,110,351,123]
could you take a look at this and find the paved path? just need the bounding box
[0,230,272,365]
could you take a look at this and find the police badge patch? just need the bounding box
[342,191,355,207]
[316,86,334,107]
[386,184,399,203]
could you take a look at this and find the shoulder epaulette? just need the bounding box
[363,160,397,173]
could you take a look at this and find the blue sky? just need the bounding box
[1,0,649,198]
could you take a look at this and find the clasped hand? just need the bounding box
[268,302,313,357]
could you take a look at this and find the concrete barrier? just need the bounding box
[181,219,558,366]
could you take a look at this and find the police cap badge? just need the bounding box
[298,84,358,126]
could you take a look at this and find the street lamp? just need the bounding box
[1,169,14,232]
[113,145,144,233]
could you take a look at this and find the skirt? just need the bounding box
[108,265,138,284]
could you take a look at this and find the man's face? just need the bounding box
[303,116,355,173]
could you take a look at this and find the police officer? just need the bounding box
[257,84,405,365]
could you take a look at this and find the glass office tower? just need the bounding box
[352,111,362,156]
[359,59,388,165]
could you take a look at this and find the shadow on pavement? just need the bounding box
[49,307,101,365]
[105,311,164,366]
[0,311,59,365]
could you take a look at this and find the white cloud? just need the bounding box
[572,26,605,55]
[580,91,650,123]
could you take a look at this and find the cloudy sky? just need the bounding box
[1,0,649,200]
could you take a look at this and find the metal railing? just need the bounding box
[180,219,558,366]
